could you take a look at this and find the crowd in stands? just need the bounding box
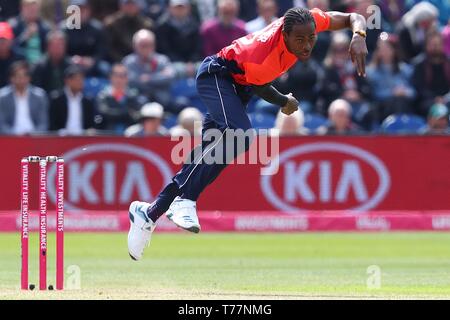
[0,0,449,137]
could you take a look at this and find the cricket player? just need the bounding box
[128,7,368,260]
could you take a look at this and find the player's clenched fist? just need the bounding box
[281,93,299,115]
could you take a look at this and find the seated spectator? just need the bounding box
[104,0,154,62]
[397,2,438,63]
[422,103,449,135]
[367,36,416,121]
[123,29,176,112]
[31,30,72,94]
[169,107,203,137]
[272,109,308,136]
[0,22,25,88]
[317,99,360,135]
[378,0,407,33]
[40,0,70,26]
[245,0,278,34]
[9,0,50,65]
[201,0,246,57]
[97,63,147,134]
[61,0,109,78]
[125,102,168,136]
[412,30,450,117]
[317,32,372,129]
[0,61,48,135]
[49,66,95,135]
[155,0,201,78]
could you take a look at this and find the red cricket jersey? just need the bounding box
[217,8,331,86]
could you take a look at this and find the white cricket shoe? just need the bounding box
[128,201,156,261]
[166,197,201,233]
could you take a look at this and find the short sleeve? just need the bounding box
[310,8,331,33]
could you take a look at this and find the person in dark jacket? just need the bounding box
[31,30,72,94]
[49,65,95,135]
[96,63,147,134]
[411,30,450,117]
[61,0,109,77]
[104,0,154,62]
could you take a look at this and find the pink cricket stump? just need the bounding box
[56,159,64,290]
[20,158,29,290]
[39,159,47,290]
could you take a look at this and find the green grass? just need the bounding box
[1,232,450,299]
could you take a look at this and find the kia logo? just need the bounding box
[261,142,391,212]
[46,143,173,210]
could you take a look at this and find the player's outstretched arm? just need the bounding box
[327,11,368,77]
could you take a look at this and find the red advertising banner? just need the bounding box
[0,136,449,213]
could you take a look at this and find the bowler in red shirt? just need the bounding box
[127,7,368,260]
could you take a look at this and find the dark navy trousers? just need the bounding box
[149,56,255,220]
[173,56,254,201]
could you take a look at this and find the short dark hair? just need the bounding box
[283,7,315,34]
[9,60,30,78]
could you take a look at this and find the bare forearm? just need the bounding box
[252,84,288,106]
[349,13,367,33]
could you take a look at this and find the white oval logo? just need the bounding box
[47,143,173,211]
[260,142,391,213]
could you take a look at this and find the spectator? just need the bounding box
[97,63,146,134]
[0,61,48,135]
[306,0,331,62]
[9,0,50,65]
[200,0,246,57]
[49,65,95,135]
[39,0,69,26]
[412,30,450,117]
[397,2,438,63]
[169,106,203,137]
[317,32,372,129]
[31,30,71,94]
[318,99,360,135]
[61,0,109,78]
[245,0,278,34]
[272,109,308,136]
[367,36,416,121]
[104,0,154,62]
[123,29,176,112]
[422,103,449,135]
[125,102,168,136]
[378,0,407,33]
[0,22,25,88]
[89,0,120,22]
[155,0,201,77]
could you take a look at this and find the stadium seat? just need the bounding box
[163,114,178,129]
[248,112,276,130]
[303,113,328,131]
[254,99,279,116]
[381,114,426,134]
[84,77,110,99]
[171,78,197,99]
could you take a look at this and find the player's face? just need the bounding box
[283,23,317,61]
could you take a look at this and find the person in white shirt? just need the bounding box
[0,60,48,135]
[245,0,278,34]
